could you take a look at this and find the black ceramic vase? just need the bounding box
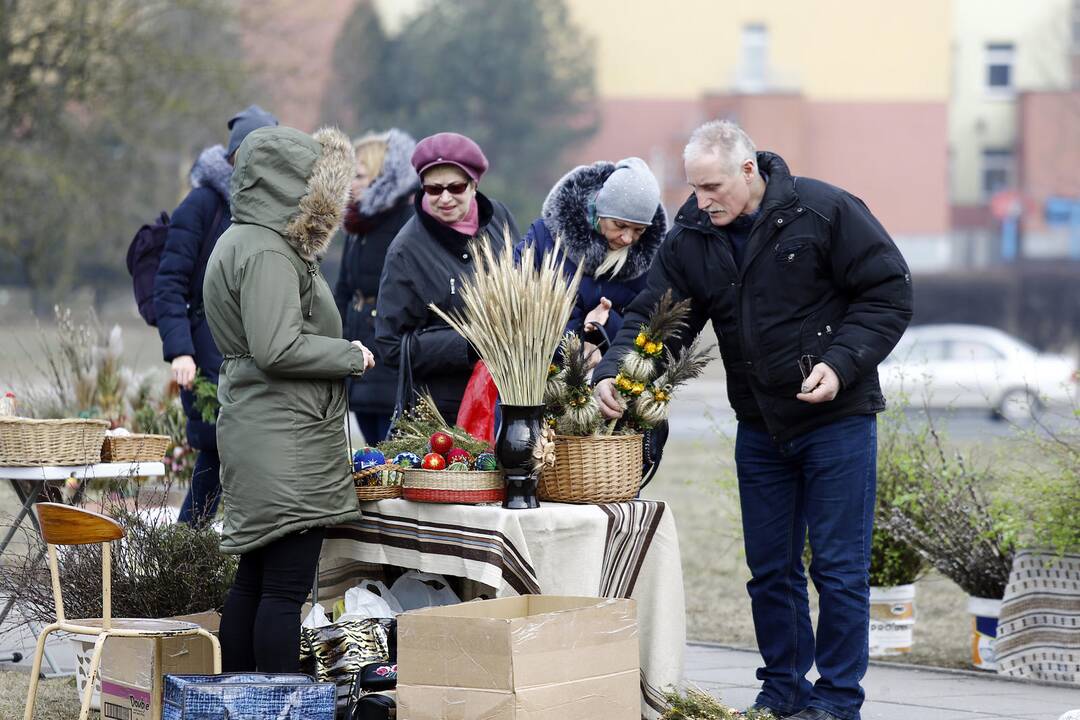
[494,404,545,509]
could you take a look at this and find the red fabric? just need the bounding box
[457,360,498,444]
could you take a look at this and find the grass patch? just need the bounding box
[644,436,972,669]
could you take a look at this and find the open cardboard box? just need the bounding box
[98,610,220,720]
[398,595,639,720]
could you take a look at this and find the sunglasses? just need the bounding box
[422,181,471,196]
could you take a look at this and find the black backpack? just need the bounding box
[126,203,224,326]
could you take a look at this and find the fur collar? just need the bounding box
[190,144,232,204]
[357,128,419,217]
[541,161,666,281]
[283,127,355,260]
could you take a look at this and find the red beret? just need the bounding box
[411,132,489,182]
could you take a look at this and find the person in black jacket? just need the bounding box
[595,120,912,720]
[154,104,278,526]
[334,129,418,443]
[375,132,519,424]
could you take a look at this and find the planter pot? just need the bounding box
[868,584,916,657]
[71,634,102,710]
[967,595,1002,671]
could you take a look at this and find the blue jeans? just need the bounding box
[179,447,221,527]
[736,414,877,720]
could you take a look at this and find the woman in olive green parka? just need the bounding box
[203,124,374,672]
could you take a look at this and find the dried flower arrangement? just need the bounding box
[429,227,582,406]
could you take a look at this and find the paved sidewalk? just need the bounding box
[687,642,1080,720]
[4,625,1080,719]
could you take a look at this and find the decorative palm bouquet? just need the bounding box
[429,226,583,405]
[545,290,716,435]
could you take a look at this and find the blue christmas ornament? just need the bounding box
[352,447,385,472]
[474,452,498,471]
[392,451,423,468]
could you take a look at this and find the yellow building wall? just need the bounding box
[949,0,1071,205]
[565,0,950,101]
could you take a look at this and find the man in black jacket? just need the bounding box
[595,120,912,720]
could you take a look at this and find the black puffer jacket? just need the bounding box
[375,191,519,423]
[594,152,913,442]
[334,129,419,415]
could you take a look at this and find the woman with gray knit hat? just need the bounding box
[516,156,667,368]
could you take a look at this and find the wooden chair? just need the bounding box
[23,503,222,720]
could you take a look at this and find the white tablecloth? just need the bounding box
[321,498,685,719]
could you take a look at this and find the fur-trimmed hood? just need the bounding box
[189,144,233,204]
[356,128,419,217]
[229,126,354,260]
[541,160,666,281]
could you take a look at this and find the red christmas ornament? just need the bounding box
[429,431,454,455]
[445,448,473,466]
[422,452,447,470]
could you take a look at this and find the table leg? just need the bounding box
[0,479,41,558]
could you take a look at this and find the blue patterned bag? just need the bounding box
[163,673,336,720]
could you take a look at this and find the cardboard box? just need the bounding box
[398,596,639,720]
[99,610,219,720]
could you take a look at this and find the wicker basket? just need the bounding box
[100,433,171,463]
[353,464,403,501]
[402,468,504,504]
[0,418,109,466]
[538,434,643,503]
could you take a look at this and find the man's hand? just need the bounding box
[171,355,197,389]
[796,362,840,403]
[594,377,626,419]
[352,340,376,371]
[583,297,612,332]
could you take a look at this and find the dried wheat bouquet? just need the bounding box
[430,227,583,406]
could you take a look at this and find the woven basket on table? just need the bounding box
[538,433,643,503]
[100,433,171,462]
[0,418,109,466]
[353,464,403,501]
[402,468,504,504]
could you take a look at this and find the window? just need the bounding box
[985,42,1015,94]
[949,341,1004,362]
[981,148,1013,199]
[738,23,769,92]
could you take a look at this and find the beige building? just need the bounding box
[566,0,950,102]
[949,0,1072,208]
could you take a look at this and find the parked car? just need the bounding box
[879,324,1079,421]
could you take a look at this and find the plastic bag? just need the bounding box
[357,579,404,615]
[338,586,395,622]
[302,603,332,629]
[456,361,498,444]
[389,571,461,611]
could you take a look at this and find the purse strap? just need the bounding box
[387,332,415,439]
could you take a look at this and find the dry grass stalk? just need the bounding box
[430,226,582,406]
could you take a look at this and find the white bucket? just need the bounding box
[868,584,916,656]
[967,595,1002,671]
[70,634,101,710]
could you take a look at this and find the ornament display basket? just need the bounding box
[0,417,109,466]
[402,468,504,504]
[100,433,171,462]
[538,433,643,503]
[353,464,404,501]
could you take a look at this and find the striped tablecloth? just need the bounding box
[996,550,1080,684]
[321,498,685,719]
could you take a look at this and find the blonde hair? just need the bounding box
[353,131,389,179]
[594,245,630,279]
